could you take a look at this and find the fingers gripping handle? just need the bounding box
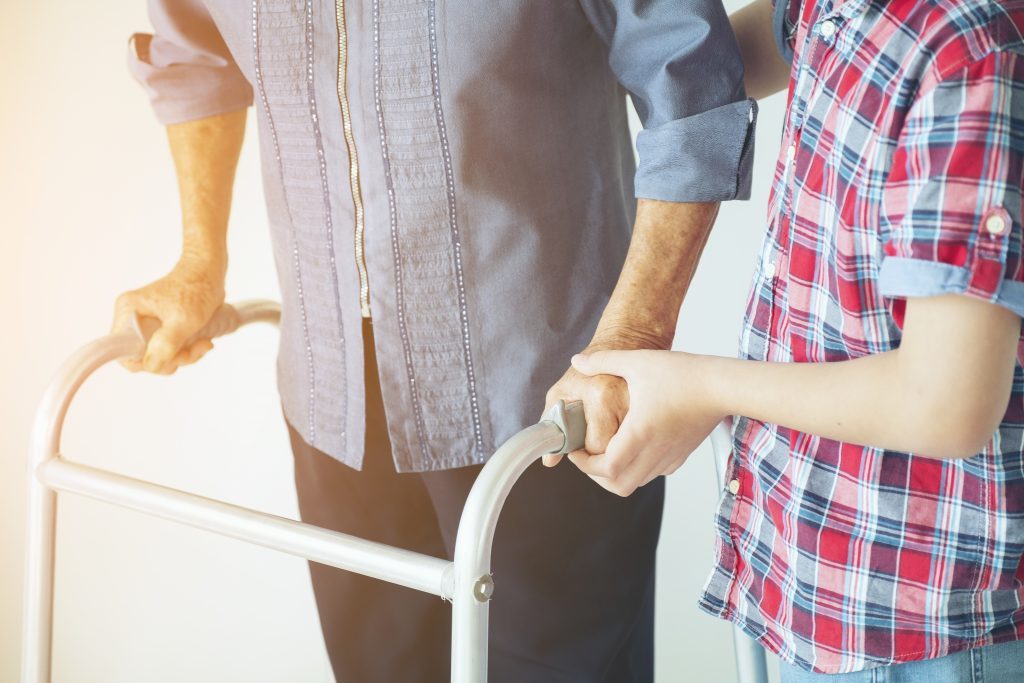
[130,304,242,349]
[544,399,587,455]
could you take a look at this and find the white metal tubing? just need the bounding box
[21,301,280,683]
[709,421,770,683]
[22,298,554,683]
[449,423,567,683]
[24,296,743,683]
[37,458,455,598]
[21,432,57,683]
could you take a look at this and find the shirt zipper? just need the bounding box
[335,0,371,318]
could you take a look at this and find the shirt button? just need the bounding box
[764,261,777,279]
[727,479,740,495]
[787,143,797,162]
[819,19,838,40]
[985,214,1007,236]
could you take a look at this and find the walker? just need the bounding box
[21,300,768,682]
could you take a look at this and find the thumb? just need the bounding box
[570,350,630,379]
[541,453,564,468]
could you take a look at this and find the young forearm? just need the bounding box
[703,347,1008,459]
[730,0,792,100]
[696,295,1018,458]
[167,108,248,271]
[592,198,719,349]
[704,351,918,452]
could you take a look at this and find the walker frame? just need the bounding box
[21,299,768,682]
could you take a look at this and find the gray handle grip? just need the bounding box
[130,304,243,349]
[544,399,587,455]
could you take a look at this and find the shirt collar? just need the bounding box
[822,0,873,21]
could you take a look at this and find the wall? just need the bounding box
[0,2,784,680]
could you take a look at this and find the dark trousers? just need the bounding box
[286,320,665,682]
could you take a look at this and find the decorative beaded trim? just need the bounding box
[252,0,317,444]
[372,0,430,464]
[305,0,348,449]
[373,0,485,467]
[426,0,483,454]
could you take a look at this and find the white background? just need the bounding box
[0,2,785,680]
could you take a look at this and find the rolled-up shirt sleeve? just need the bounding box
[770,0,800,66]
[879,49,1024,319]
[580,0,757,202]
[128,0,253,125]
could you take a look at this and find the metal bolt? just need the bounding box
[473,574,494,602]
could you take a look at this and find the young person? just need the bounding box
[553,0,1024,679]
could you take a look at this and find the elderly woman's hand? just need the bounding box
[564,350,724,497]
[110,254,226,375]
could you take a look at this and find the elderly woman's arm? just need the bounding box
[111,110,247,375]
[114,0,252,374]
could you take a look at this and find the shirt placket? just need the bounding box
[720,5,850,598]
[334,0,372,318]
[771,8,845,356]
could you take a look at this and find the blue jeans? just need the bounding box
[778,640,1024,682]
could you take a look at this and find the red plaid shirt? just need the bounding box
[698,0,1024,673]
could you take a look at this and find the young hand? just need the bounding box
[541,336,643,469]
[568,350,724,497]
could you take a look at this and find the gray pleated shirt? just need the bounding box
[129,0,757,472]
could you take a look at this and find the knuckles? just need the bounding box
[586,376,622,403]
[114,291,138,313]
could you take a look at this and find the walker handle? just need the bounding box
[130,303,243,349]
[543,399,587,455]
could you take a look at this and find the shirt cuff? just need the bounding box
[127,33,253,126]
[878,257,1024,318]
[634,98,757,203]
[771,0,796,66]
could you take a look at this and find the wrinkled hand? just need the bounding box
[565,350,723,497]
[110,257,226,375]
[541,337,639,468]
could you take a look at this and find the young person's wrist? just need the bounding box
[692,353,740,423]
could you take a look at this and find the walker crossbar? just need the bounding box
[22,299,768,682]
[20,300,583,683]
[35,458,457,598]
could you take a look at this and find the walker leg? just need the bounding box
[18,303,277,683]
[450,576,489,683]
[449,415,572,682]
[734,624,770,683]
[22,464,56,683]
